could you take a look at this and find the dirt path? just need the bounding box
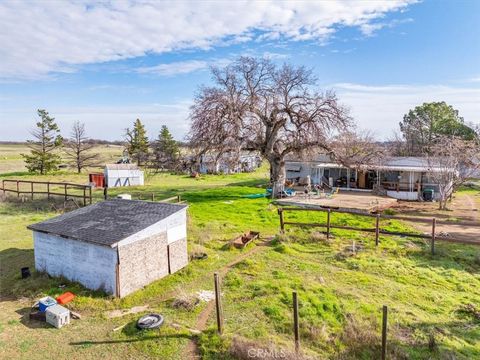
[393,193,480,244]
[462,194,479,222]
[183,237,274,359]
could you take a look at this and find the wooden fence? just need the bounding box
[1,179,92,206]
[212,273,390,356]
[277,207,480,251]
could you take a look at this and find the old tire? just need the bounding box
[136,314,164,330]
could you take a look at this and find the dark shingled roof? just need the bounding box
[27,200,187,247]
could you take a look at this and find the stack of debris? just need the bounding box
[29,292,79,329]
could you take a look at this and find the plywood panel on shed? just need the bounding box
[168,237,188,274]
[117,232,169,297]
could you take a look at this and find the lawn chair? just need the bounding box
[325,187,339,199]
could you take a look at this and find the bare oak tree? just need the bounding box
[330,130,386,171]
[426,135,480,210]
[65,121,100,173]
[188,57,350,195]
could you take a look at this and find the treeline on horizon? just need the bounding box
[0,139,190,147]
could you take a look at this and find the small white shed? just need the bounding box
[104,164,144,187]
[28,200,188,297]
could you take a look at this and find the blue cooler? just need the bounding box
[39,296,57,312]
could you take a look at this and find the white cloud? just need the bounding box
[136,60,209,76]
[0,0,416,80]
[332,83,480,139]
[135,58,233,76]
[360,17,414,36]
[467,76,480,83]
[0,102,192,141]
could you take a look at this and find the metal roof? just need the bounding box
[28,200,187,247]
[105,164,140,170]
[311,157,455,172]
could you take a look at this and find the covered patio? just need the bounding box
[275,191,398,213]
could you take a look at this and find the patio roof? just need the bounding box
[314,163,455,173]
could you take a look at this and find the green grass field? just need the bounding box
[0,143,124,174]
[0,155,479,359]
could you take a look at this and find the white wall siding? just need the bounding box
[117,208,187,247]
[105,169,144,187]
[386,191,419,201]
[167,224,187,244]
[286,162,312,180]
[34,231,117,294]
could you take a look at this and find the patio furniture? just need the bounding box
[325,187,339,199]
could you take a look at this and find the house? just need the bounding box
[104,164,144,187]
[28,200,188,297]
[198,151,261,174]
[286,155,454,201]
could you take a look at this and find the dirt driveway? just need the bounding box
[391,191,480,244]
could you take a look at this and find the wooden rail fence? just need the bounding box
[1,179,92,206]
[277,207,480,250]
[212,272,390,355]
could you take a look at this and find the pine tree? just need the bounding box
[152,125,180,170]
[21,109,63,174]
[125,118,149,166]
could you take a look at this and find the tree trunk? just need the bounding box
[438,196,448,210]
[269,156,286,198]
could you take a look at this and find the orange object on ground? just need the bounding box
[56,292,75,305]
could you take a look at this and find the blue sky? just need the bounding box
[1,0,479,141]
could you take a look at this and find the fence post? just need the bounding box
[30,181,34,200]
[177,195,181,203]
[89,186,92,204]
[47,183,50,200]
[214,272,224,335]
[83,187,86,206]
[326,209,331,239]
[278,208,285,233]
[431,218,436,255]
[293,291,300,353]
[151,193,155,202]
[2,180,4,196]
[375,214,380,246]
[64,184,67,201]
[104,187,108,200]
[382,305,388,360]
[17,180,19,197]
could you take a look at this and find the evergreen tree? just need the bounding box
[125,118,149,165]
[152,125,180,170]
[21,109,63,174]
[399,102,476,155]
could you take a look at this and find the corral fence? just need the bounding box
[213,272,390,357]
[159,195,186,204]
[102,187,185,204]
[277,207,480,254]
[1,179,92,206]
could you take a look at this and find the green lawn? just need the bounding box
[0,143,124,174]
[0,167,479,359]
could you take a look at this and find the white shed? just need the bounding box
[28,200,188,297]
[104,164,144,187]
